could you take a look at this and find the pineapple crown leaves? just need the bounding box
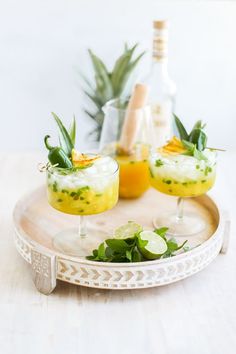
[111,43,145,97]
[81,43,145,140]
[88,49,113,102]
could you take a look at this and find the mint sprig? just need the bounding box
[86,227,188,263]
[174,114,208,160]
[154,228,188,258]
[182,140,208,161]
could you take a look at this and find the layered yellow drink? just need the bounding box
[116,144,150,198]
[47,156,119,215]
[149,149,216,197]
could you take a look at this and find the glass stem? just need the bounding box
[176,197,184,223]
[78,215,87,239]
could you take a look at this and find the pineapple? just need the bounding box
[82,44,145,141]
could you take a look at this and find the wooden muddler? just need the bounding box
[119,83,149,154]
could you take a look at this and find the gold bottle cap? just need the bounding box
[153,20,168,30]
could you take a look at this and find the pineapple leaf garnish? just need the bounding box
[81,44,145,141]
[173,113,189,141]
[51,112,75,157]
[69,115,76,146]
[88,49,113,100]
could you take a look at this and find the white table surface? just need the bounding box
[0,152,235,354]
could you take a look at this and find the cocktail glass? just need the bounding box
[100,98,154,198]
[149,149,217,236]
[46,155,119,256]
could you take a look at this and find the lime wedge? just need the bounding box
[137,231,167,260]
[114,222,142,239]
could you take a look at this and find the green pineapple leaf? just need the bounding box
[111,52,132,96]
[117,51,145,96]
[69,115,76,146]
[82,44,145,141]
[88,49,113,101]
[51,112,74,157]
[174,114,189,141]
[84,90,103,109]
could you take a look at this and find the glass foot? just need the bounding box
[153,212,205,237]
[53,226,108,257]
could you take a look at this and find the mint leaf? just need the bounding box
[93,249,98,257]
[106,239,130,252]
[154,227,168,240]
[164,238,188,257]
[189,128,207,151]
[110,254,129,262]
[155,159,164,167]
[182,140,195,153]
[98,242,106,259]
[132,249,142,262]
[193,146,208,161]
[86,255,97,260]
[166,238,179,252]
[126,250,132,262]
[182,140,208,161]
[105,247,114,258]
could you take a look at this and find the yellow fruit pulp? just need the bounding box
[47,179,119,215]
[150,172,216,197]
[116,144,150,198]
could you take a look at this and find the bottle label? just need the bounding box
[151,101,172,147]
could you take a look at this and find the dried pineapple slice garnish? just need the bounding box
[158,136,187,155]
[72,149,100,167]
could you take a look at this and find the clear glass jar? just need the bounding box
[100,98,154,198]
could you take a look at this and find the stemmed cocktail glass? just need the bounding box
[149,146,217,236]
[46,155,119,256]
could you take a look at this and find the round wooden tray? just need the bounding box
[13,186,229,294]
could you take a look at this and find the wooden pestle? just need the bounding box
[119,84,149,154]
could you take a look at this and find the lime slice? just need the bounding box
[137,231,167,260]
[114,222,142,239]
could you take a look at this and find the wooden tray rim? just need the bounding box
[13,185,224,268]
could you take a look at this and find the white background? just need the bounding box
[1,0,235,152]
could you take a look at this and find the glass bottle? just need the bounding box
[144,20,176,148]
